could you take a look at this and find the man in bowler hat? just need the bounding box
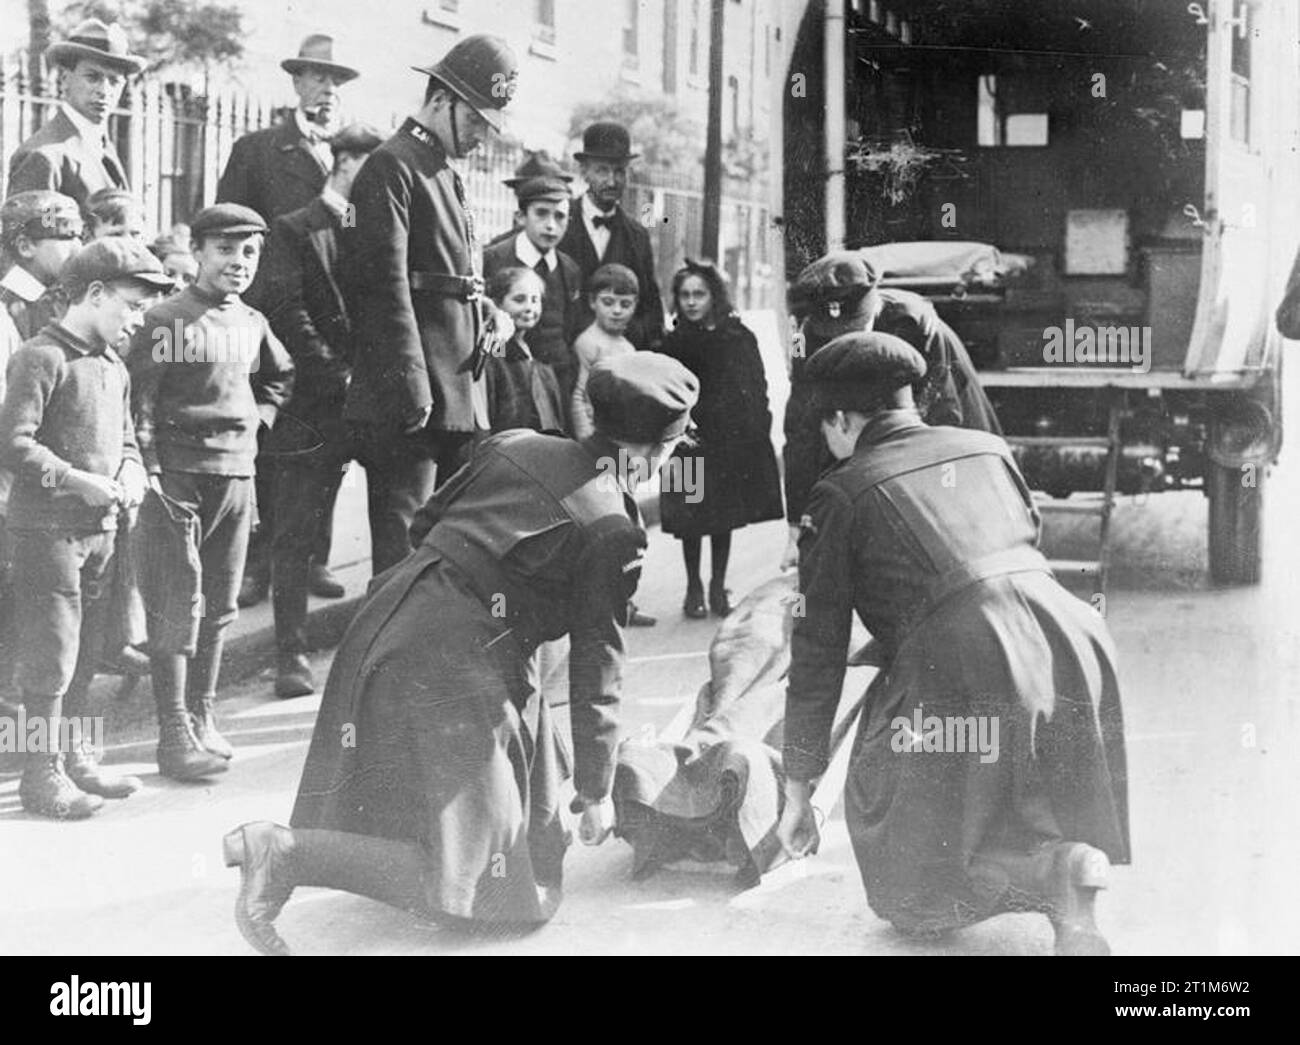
[560,122,665,353]
[7,19,142,204]
[340,34,519,576]
[219,33,359,608]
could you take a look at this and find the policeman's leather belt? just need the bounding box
[409,271,483,300]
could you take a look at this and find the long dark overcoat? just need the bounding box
[658,315,784,536]
[785,411,1129,934]
[340,119,481,433]
[216,117,327,222]
[290,430,647,923]
[6,109,128,203]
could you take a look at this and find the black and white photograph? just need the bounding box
[0,0,1294,984]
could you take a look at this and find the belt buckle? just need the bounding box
[466,275,484,301]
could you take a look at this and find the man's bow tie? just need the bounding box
[591,211,615,229]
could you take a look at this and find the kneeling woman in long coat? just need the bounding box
[776,332,1129,956]
[222,354,699,955]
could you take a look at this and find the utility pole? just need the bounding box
[701,0,725,261]
[824,0,846,251]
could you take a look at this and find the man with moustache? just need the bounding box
[340,34,518,575]
[7,19,142,204]
[219,34,359,609]
[560,122,665,354]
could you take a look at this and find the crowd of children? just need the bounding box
[0,142,784,822]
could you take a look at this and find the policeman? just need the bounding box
[781,250,1001,569]
[341,34,519,576]
[776,331,1129,956]
[223,352,699,955]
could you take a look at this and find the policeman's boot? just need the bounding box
[275,652,315,699]
[65,738,142,799]
[187,635,233,760]
[153,654,227,781]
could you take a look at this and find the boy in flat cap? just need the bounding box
[7,19,142,204]
[341,34,520,575]
[245,123,383,698]
[776,330,1129,956]
[224,352,697,955]
[126,203,294,782]
[0,238,173,818]
[0,192,84,712]
[482,161,583,407]
[560,121,665,353]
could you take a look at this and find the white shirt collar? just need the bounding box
[60,101,107,145]
[0,265,49,303]
[514,232,556,271]
[295,108,329,141]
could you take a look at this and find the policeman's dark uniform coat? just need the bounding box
[560,195,666,352]
[216,118,328,223]
[340,118,486,573]
[6,109,130,205]
[290,429,647,922]
[659,314,784,536]
[786,401,1129,933]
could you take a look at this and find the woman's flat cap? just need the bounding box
[588,352,699,443]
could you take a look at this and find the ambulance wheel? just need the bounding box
[1206,461,1263,586]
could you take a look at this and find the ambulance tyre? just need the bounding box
[1206,461,1263,586]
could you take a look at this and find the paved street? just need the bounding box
[4,369,1300,955]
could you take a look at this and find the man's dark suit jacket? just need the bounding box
[217,116,328,222]
[245,195,351,456]
[340,118,480,433]
[481,236,582,393]
[559,195,666,352]
[6,109,129,204]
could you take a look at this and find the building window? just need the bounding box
[622,0,640,67]
[689,0,702,78]
[976,74,1050,147]
[663,0,679,94]
[422,2,462,31]
[728,74,740,136]
[535,0,556,45]
[1229,3,1251,145]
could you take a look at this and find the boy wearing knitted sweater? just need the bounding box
[126,203,294,782]
[0,239,173,818]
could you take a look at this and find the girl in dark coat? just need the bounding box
[660,261,783,618]
[221,353,699,955]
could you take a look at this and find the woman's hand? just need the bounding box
[776,779,820,859]
[576,795,616,846]
[780,524,801,572]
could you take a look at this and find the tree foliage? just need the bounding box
[57,0,246,72]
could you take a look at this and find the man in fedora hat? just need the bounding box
[341,33,519,576]
[219,33,359,609]
[7,18,143,205]
[560,121,665,353]
[483,158,583,406]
